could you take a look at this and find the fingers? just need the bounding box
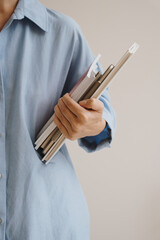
[56,97,77,123]
[54,104,72,131]
[53,93,105,140]
[53,104,73,137]
[60,93,86,118]
[54,97,78,139]
[53,115,70,138]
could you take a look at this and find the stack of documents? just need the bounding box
[34,42,139,164]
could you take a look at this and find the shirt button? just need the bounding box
[0,218,2,224]
[0,173,2,179]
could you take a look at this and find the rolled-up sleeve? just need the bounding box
[78,87,117,152]
[61,17,116,152]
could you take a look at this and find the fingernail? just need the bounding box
[79,100,87,104]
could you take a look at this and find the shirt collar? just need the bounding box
[14,0,48,32]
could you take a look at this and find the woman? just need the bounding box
[0,0,116,239]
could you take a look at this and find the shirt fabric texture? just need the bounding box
[0,0,116,239]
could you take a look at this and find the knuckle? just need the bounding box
[89,98,95,105]
[66,101,72,108]
[79,113,88,123]
[59,113,64,121]
[58,101,65,112]
[63,93,68,98]
[72,122,80,132]
[62,106,67,115]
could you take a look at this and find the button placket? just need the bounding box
[0,52,6,240]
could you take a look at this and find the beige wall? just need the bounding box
[40,0,160,239]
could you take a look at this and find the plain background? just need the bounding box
[40,0,160,239]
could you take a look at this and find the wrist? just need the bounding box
[99,118,106,134]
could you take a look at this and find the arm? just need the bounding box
[53,18,116,151]
[78,87,116,152]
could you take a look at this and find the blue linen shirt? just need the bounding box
[0,0,116,239]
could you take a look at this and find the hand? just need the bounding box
[53,93,106,141]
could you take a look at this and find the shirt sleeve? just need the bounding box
[61,17,116,152]
[78,87,116,152]
[78,121,111,148]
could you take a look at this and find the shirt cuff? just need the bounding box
[77,121,112,153]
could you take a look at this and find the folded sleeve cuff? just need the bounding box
[77,87,117,153]
[77,121,112,153]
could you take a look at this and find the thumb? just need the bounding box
[79,98,104,112]
[79,99,91,108]
[79,99,88,105]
